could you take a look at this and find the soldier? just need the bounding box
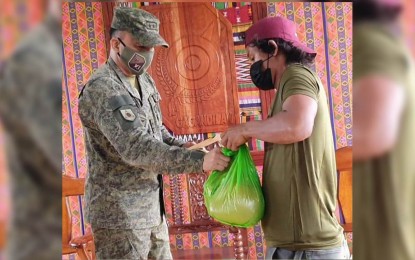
[0,0,62,259]
[78,7,230,260]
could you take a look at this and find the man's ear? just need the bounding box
[110,38,120,53]
[268,40,278,57]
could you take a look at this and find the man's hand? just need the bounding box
[220,124,250,151]
[202,147,231,172]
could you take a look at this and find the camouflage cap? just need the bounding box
[111,7,169,48]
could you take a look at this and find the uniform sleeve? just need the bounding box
[80,79,204,175]
[160,125,186,147]
[0,45,62,191]
[281,66,319,103]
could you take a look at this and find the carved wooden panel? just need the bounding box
[168,173,224,232]
[143,3,240,134]
[188,173,211,222]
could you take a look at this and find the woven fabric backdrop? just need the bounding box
[62,2,352,259]
[0,0,45,66]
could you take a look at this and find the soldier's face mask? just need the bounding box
[118,38,154,75]
[249,54,274,90]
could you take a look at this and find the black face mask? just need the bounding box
[250,55,274,90]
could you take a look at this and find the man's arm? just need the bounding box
[245,94,317,144]
[221,94,317,151]
[353,75,404,161]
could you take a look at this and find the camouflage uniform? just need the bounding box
[0,15,62,260]
[78,7,204,260]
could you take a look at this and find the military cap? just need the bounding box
[111,7,169,48]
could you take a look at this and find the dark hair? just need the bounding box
[353,1,402,23]
[250,38,316,66]
[110,27,122,39]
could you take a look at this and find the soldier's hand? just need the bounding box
[182,141,197,148]
[202,147,230,172]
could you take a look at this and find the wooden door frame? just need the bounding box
[248,2,268,163]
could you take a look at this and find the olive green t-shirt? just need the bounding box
[262,64,343,250]
[353,23,415,260]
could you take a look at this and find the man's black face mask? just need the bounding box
[249,55,274,90]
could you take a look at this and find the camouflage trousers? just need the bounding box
[93,217,172,260]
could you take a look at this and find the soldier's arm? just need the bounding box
[160,125,186,147]
[0,47,61,191]
[81,79,204,174]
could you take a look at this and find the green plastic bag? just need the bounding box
[203,144,265,228]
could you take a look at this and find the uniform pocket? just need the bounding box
[97,237,137,259]
[148,93,162,124]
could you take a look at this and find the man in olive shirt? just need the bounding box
[221,17,349,259]
[354,1,415,259]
